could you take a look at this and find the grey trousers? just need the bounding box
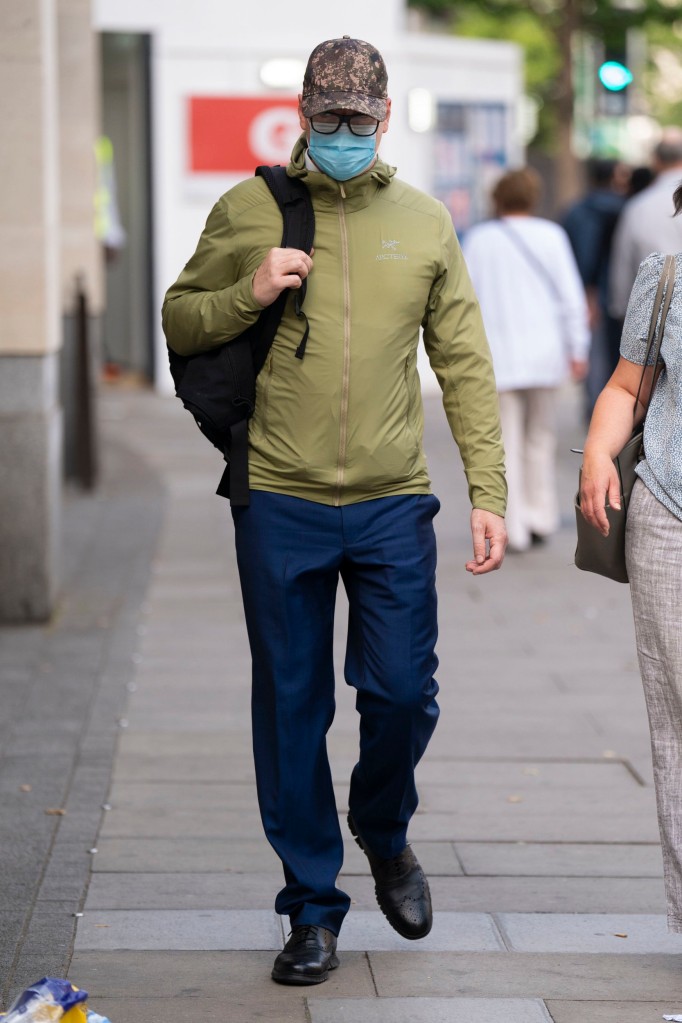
[626,478,682,931]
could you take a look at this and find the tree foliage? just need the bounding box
[408,0,682,149]
[645,19,682,129]
[410,0,680,43]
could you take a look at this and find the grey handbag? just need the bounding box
[574,254,676,583]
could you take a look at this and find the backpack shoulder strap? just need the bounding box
[256,165,315,257]
[255,165,315,361]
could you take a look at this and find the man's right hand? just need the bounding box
[252,247,314,307]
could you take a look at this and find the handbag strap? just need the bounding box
[495,218,562,305]
[633,254,676,417]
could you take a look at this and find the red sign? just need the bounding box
[189,96,301,173]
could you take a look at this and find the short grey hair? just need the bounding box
[654,128,682,167]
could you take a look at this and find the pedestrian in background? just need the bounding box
[579,182,682,933]
[562,158,626,418]
[462,167,589,553]
[163,36,507,985]
[609,128,682,319]
[626,165,655,199]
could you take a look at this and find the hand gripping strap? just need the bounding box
[255,166,315,362]
[219,168,314,505]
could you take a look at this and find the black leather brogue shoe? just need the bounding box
[271,924,339,985]
[348,813,433,939]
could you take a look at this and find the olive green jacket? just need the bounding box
[162,137,507,514]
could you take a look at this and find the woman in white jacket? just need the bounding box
[462,168,590,552]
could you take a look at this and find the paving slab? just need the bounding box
[123,707,252,732]
[409,807,659,843]
[75,909,284,950]
[309,998,552,1023]
[428,876,666,914]
[99,806,265,839]
[113,752,257,784]
[122,689,249,717]
[90,837,282,873]
[19,903,81,955]
[107,779,257,805]
[0,883,33,913]
[68,949,376,998]
[86,997,308,1023]
[0,912,28,955]
[84,871,287,910]
[546,1001,682,1023]
[419,760,639,791]
[498,912,682,954]
[425,719,612,762]
[420,784,654,816]
[368,951,682,999]
[116,732,253,758]
[104,777,352,820]
[338,911,503,952]
[455,842,663,877]
[405,756,641,788]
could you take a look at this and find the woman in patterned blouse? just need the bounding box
[580,179,682,932]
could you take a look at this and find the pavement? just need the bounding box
[2,381,682,1022]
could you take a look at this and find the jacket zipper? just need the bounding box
[335,183,351,505]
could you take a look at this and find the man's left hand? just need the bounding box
[465,509,507,575]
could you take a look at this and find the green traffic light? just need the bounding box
[598,60,633,91]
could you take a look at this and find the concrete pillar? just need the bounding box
[0,0,101,621]
[0,0,62,621]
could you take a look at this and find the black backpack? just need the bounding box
[167,166,315,505]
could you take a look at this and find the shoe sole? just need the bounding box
[271,954,339,985]
[347,814,433,940]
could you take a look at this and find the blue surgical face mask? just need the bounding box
[308,124,377,182]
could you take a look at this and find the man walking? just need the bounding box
[163,36,507,985]
[609,128,682,319]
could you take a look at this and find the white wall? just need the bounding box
[94,0,523,393]
[94,0,406,47]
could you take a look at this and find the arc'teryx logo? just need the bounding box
[376,238,408,261]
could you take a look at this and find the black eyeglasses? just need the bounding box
[310,113,380,137]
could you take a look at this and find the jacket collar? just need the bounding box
[286,134,395,212]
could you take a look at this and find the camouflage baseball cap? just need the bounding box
[301,36,388,120]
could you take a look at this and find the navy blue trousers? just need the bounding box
[232,491,440,935]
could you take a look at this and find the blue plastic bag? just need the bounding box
[0,979,111,1023]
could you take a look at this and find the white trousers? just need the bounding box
[498,388,559,551]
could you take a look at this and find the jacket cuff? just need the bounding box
[229,273,266,319]
[467,467,507,519]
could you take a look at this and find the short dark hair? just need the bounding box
[674,179,682,217]
[628,165,655,196]
[492,168,542,214]
[587,158,616,189]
